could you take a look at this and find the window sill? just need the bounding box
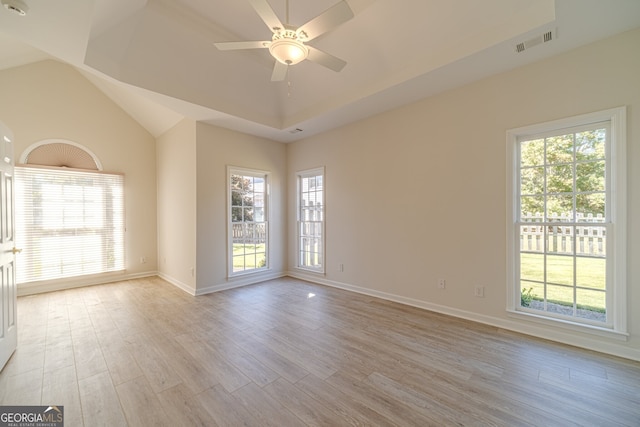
[294,267,325,276]
[507,309,629,342]
[228,267,271,280]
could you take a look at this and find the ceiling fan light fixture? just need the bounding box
[269,38,308,65]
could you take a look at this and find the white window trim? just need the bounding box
[296,167,325,274]
[506,107,627,338]
[227,166,271,278]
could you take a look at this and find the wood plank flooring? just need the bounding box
[0,276,638,426]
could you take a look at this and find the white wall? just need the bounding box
[0,60,158,295]
[287,28,640,360]
[194,122,287,294]
[156,118,197,293]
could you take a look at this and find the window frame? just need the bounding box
[227,166,270,278]
[296,167,325,274]
[506,107,627,337]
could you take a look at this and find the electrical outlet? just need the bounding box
[474,285,485,297]
[339,263,344,272]
[140,256,146,264]
[438,279,446,289]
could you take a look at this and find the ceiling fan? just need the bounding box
[214,0,354,81]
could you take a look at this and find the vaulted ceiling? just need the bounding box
[0,0,639,141]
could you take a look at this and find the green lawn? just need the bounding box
[520,253,606,312]
[233,243,266,271]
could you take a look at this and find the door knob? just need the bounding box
[11,247,22,254]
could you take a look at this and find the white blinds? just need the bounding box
[15,166,124,284]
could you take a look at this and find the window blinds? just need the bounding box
[15,166,124,284]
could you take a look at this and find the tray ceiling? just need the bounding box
[0,0,639,141]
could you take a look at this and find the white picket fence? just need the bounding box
[520,212,606,257]
[232,223,267,243]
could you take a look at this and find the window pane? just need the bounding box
[576,193,605,219]
[576,288,606,320]
[546,284,574,309]
[576,256,605,290]
[256,252,266,268]
[546,255,573,286]
[520,196,543,219]
[576,161,605,192]
[521,139,544,167]
[546,134,574,164]
[575,225,606,257]
[520,281,544,308]
[546,164,573,194]
[546,195,574,221]
[231,207,242,222]
[243,207,254,222]
[520,225,543,252]
[233,254,245,272]
[575,129,605,161]
[546,225,574,255]
[520,167,544,195]
[520,253,544,282]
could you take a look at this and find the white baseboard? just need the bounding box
[157,272,196,296]
[194,270,287,296]
[287,270,640,362]
[17,270,158,296]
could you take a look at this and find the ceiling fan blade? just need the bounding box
[271,61,288,81]
[297,1,354,41]
[214,41,270,51]
[307,46,347,72]
[248,0,284,32]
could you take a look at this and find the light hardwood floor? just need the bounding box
[0,276,638,426]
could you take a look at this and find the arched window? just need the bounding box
[20,140,102,170]
[15,141,124,284]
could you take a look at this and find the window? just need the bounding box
[507,107,626,334]
[15,166,124,283]
[297,168,324,272]
[228,167,269,276]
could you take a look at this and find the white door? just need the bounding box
[0,121,17,371]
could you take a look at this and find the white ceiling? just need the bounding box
[0,0,639,141]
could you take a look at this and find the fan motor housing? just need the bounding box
[269,31,309,65]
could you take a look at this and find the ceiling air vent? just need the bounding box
[515,29,556,53]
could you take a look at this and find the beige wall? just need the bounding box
[287,28,640,360]
[0,60,158,295]
[156,118,197,293]
[194,122,287,294]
